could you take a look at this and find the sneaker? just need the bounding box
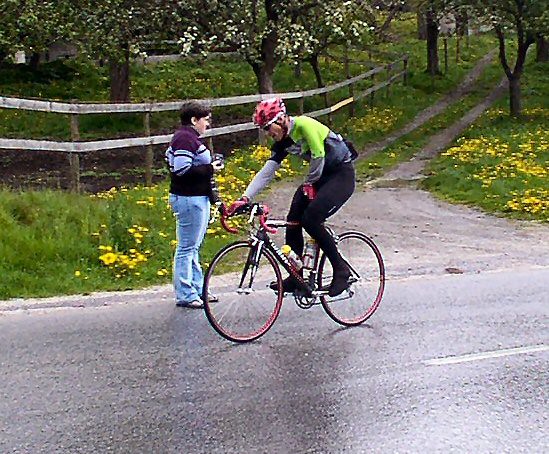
[328,266,351,297]
[269,276,299,294]
[176,299,204,308]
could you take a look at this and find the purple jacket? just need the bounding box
[165,126,214,197]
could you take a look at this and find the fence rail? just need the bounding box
[0,53,408,190]
[0,59,404,115]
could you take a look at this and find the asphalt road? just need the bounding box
[1,268,547,453]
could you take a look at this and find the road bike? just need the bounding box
[202,203,385,342]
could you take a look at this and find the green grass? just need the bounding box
[422,61,549,222]
[1,14,525,299]
[353,53,505,180]
[0,145,305,299]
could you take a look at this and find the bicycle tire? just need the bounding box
[203,241,283,342]
[318,231,385,326]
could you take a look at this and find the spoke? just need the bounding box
[320,232,384,326]
[204,242,282,342]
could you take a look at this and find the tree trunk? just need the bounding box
[294,61,302,78]
[308,55,328,108]
[509,75,521,118]
[377,5,400,41]
[109,47,130,102]
[417,10,427,40]
[309,55,324,89]
[425,8,440,75]
[456,11,468,37]
[28,52,40,71]
[536,35,548,62]
[252,63,275,94]
[251,28,278,94]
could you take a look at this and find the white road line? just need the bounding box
[424,344,548,366]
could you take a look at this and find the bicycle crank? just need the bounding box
[294,294,318,309]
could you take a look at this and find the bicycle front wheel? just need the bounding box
[318,231,385,326]
[203,241,283,342]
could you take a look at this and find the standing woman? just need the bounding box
[165,102,223,308]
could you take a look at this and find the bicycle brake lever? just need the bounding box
[248,204,259,224]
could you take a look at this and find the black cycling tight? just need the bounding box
[285,162,355,269]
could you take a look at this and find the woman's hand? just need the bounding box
[212,158,224,171]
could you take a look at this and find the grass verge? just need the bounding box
[0,146,304,299]
[353,54,504,181]
[422,61,548,222]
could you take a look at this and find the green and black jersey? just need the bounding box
[244,116,352,200]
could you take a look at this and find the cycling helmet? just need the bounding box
[253,98,286,128]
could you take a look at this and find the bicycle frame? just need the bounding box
[221,203,361,301]
[204,202,385,341]
[246,223,314,295]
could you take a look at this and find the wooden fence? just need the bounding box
[0,54,408,191]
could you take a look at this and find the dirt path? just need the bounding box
[360,48,499,158]
[376,75,508,184]
[258,50,548,281]
[265,184,549,280]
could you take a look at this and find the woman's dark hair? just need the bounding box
[180,101,211,125]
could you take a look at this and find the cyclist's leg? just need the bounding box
[269,187,308,293]
[301,164,355,295]
[285,186,308,256]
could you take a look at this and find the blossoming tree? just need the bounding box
[177,0,377,93]
[462,0,549,116]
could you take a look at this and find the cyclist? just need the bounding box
[227,98,357,297]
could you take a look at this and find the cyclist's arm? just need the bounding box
[300,122,326,185]
[243,137,292,200]
[243,159,281,200]
[290,116,330,185]
[305,157,325,184]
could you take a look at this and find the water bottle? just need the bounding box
[281,245,302,270]
[212,153,225,166]
[209,153,224,204]
[302,238,317,270]
[209,176,221,203]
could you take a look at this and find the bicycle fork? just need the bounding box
[236,239,264,294]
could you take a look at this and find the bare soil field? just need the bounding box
[0,129,256,192]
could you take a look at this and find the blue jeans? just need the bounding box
[169,194,210,303]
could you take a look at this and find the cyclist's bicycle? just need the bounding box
[202,203,385,343]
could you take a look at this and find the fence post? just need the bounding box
[403,57,408,85]
[298,96,304,115]
[345,43,355,118]
[326,91,332,126]
[369,60,375,107]
[349,82,355,118]
[258,129,268,146]
[69,114,80,193]
[444,37,449,73]
[143,111,154,186]
[386,63,392,98]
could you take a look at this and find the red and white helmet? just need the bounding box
[252,97,286,128]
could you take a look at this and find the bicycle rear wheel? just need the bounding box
[203,241,283,342]
[318,231,385,326]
